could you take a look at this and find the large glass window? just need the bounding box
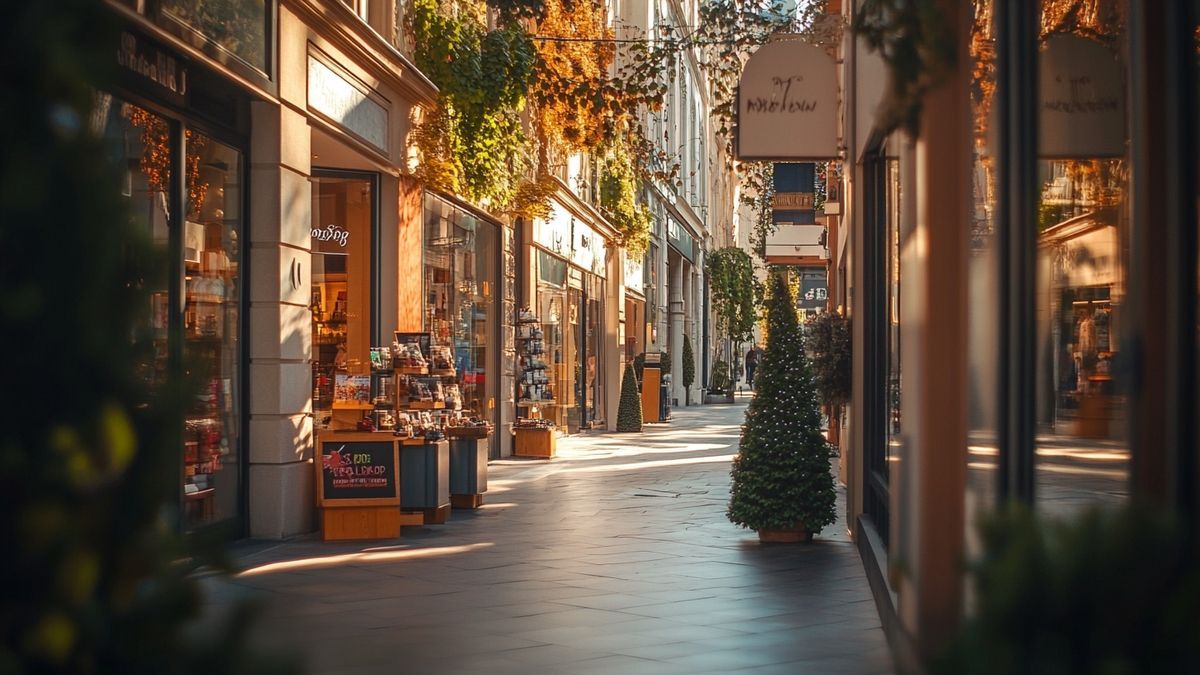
[97,98,244,530]
[534,250,569,429]
[1034,4,1130,516]
[182,131,243,528]
[423,194,499,428]
[312,174,374,427]
[886,158,902,471]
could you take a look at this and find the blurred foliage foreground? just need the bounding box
[0,4,291,673]
[937,504,1200,675]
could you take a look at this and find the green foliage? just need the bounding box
[935,504,1200,675]
[0,4,291,672]
[854,0,957,137]
[616,363,644,432]
[803,311,851,409]
[682,334,696,389]
[710,360,732,395]
[599,138,653,255]
[410,0,538,208]
[706,247,757,342]
[728,272,836,535]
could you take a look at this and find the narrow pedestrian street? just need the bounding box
[211,399,893,674]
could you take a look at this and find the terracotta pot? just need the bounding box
[757,525,812,543]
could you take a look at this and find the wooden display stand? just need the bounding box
[514,427,556,458]
[449,437,489,509]
[642,365,662,423]
[330,401,375,430]
[316,431,421,541]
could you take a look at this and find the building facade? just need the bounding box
[832,0,1200,666]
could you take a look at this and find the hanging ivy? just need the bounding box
[599,135,653,254]
[706,246,757,342]
[854,0,957,137]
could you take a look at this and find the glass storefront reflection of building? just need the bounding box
[98,98,244,530]
[423,194,499,431]
[1034,2,1131,516]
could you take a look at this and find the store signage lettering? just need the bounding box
[1038,35,1125,159]
[744,77,818,114]
[312,224,349,247]
[736,41,837,160]
[318,441,398,502]
[774,192,814,209]
[117,32,188,96]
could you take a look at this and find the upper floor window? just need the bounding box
[160,0,270,73]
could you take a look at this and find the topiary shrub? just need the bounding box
[681,334,696,405]
[728,270,837,538]
[616,363,643,432]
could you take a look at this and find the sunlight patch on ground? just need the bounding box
[237,543,494,577]
[554,454,737,475]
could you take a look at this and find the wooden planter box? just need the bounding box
[513,427,556,458]
[400,439,450,524]
[449,437,488,509]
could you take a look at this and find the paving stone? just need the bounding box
[214,400,894,674]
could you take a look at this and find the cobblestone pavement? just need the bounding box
[209,399,895,674]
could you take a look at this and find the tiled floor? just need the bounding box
[209,399,895,674]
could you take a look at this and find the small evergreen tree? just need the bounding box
[616,363,643,432]
[681,334,695,404]
[728,270,837,538]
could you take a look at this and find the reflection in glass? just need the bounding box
[312,175,374,425]
[966,0,999,555]
[423,194,498,427]
[886,158,902,465]
[1034,2,1130,516]
[182,132,242,528]
[161,0,268,71]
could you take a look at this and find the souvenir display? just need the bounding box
[516,307,555,406]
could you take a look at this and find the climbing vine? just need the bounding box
[706,246,757,343]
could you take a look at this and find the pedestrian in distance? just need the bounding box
[745,345,759,389]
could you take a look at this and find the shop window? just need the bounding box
[182,131,243,528]
[534,250,569,429]
[422,194,499,428]
[312,174,375,428]
[885,157,902,477]
[1033,3,1131,516]
[97,98,244,530]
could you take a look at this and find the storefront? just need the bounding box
[524,205,609,433]
[98,8,270,533]
[421,193,502,457]
[623,252,648,361]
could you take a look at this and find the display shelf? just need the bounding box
[408,400,446,410]
[396,366,429,375]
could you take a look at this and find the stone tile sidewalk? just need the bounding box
[208,399,894,674]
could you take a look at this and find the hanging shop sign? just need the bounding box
[797,270,829,310]
[1038,35,1125,159]
[308,53,388,153]
[735,40,838,161]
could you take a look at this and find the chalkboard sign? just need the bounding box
[317,439,400,506]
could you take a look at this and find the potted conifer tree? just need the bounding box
[616,362,643,432]
[682,334,696,405]
[728,271,837,543]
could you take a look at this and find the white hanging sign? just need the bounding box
[735,40,838,161]
[1038,35,1126,159]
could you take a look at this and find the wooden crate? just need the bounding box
[514,427,556,458]
[320,506,402,541]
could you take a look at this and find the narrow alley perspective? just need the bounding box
[212,400,893,674]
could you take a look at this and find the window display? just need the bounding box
[422,194,499,436]
[99,98,244,530]
[312,174,374,428]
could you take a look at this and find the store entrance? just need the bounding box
[311,172,376,430]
